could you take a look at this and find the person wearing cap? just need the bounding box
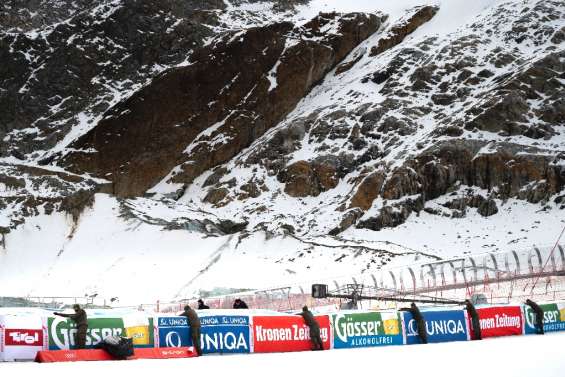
[465,299,482,340]
[300,305,324,350]
[179,304,202,356]
[400,302,427,344]
[233,298,249,309]
[526,299,545,335]
[54,304,88,349]
[197,299,210,309]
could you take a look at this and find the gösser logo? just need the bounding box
[334,314,385,343]
[5,329,42,346]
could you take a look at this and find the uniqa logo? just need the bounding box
[165,331,182,348]
[407,319,465,336]
[202,331,248,351]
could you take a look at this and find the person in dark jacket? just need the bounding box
[400,303,427,344]
[179,305,202,356]
[233,298,249,309]
[197,299,210,310]
[300,306,324,350]
[526,299,545,335]
[465,299,482,340]
[54,304,88,349]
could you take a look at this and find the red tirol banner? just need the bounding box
[474,306,524,338]
[5,329,43,347]
[253,316,331,353]
[35,347,197,363]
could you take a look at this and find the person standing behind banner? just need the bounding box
[54,304,88,349]
[197,299,210,309]
[400,303,427,344]
[179,305,202,356]
[233,298,249,309]
[465,299,482,340]
[300,306,324,351]
[526,299,545,335]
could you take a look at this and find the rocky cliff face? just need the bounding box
[0,0,319,233]
[60,12,383,197]
[170,0,565,236]
[1,0,564,241]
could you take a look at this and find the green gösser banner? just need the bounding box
[332,311,404,348]
[524,302,565,334]
[48,317,125,350]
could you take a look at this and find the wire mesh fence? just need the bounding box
[179,244,565,312]
[3,245,564,312]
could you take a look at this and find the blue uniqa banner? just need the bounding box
[403,310,469,344]
[197,315,251,354]
[157,316,190,348]
[157,315,251,354]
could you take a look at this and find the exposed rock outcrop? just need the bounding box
[61,12,382,197]
[0,163,106,232]
[369,6,438,57]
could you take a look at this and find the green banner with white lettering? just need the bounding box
[48,317,125,350]
[332,311,404,348]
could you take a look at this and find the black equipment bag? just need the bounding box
[97,336,134,359]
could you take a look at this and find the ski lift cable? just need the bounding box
[530,223,565,294]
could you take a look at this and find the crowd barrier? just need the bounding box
[1,302,564,361]
[402,309,469,344]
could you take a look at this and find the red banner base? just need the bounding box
[133,347,197,359]
[35,347,197,363]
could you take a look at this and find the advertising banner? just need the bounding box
[0,317,4,361]
[157,315,251,354]
[48,317,124,350]
[403,310,469,344]
[252,315,331,353]
[524,302,565,334]
[199,315,251,354]
[0,314,44,361]
[123,315,154,347]
[157,316,190,348]
[0,318,4,360]
[475,306,523,338]
[332,311,403,349]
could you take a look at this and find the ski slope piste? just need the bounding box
[1,302,564,362]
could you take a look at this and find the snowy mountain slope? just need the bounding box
[1,191,561,303]
[0,0,564,303]
[0,0,323,232]
[171,0,565,236]
[58,11,383,197]
[0,193,438,303]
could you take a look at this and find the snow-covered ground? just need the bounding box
[1,192,563,305]
[2,332,564,376]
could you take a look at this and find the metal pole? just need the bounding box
[326,293,464,305]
